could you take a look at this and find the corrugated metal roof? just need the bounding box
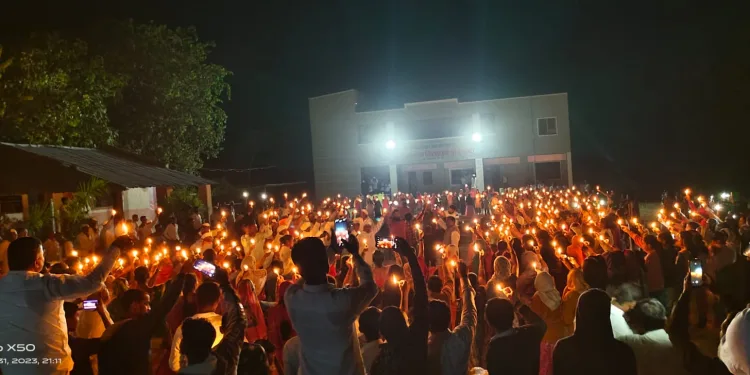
[1,143,214,188]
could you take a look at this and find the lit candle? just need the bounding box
[392,275,399,285]
[71,250,79,257]
[243,264,249,271]
[181,250,188,259]
[273,268,280,275]
[222,261,230,269]
[118,258,124,267]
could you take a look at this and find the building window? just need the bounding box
[537,117,558,136]
[0,195,23,214]
[450,169,475,186]
[423,171,433,185]
[535,162,561,180]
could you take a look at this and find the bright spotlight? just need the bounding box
[242,191,249,198]
[471,132,482,142]
[261,193,267,200]
[385,140,396,149]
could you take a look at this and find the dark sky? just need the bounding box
[3,1,750,198]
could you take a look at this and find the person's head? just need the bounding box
[63,302,80,332]
[122,289,151,318]
[446,216,456,228]
[608,282,642,312]
[291,237,329,285]
[379,306,408,345]
[582,255,608,289]
[448,205,456,212]
[180,317,216,365]
[202,249,216,264]
[624,298,667,334]
[358,307,382,342]
[428,300,451,333]
[485,297,515,332]
[79,224,90,234]
[196,281,221,312]
[133,266,150,287]
[17,228,28,238]
[243,223,257,235]
[718,307,750,374]
[427,275,443,294]
[711,230,728,247]
[237,342,270,375]
[7,237,44,272]
[492,256,511,281]
[642,234,661,253]
[372,250,385,268]
[131,214,139,222]
[280,235,293,248]
[254,339,276,368]
[361,209,369,219]
[574,289,614,341]
[49,262,72,275]
[140,216,148,224]
[658,232,675,248]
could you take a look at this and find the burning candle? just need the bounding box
[71,250,79,257]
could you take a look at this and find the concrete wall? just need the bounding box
[309,90,571,197]
[122,187,157,220]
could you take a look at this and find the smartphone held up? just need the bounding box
[689,259,703,287]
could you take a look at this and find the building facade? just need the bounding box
[309,89,572,198]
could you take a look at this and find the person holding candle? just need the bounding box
[371,237,428,375]
[285,235,378,375]
[427,260,477,375]
[530,271,564,375]
[485,296,547,375]
[0,235,131,375]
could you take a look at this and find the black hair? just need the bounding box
[133,266,150,285]
[582,255,608,289]
[237,343,270,375]
[196,281,221,308]
[180,318,216,365]
[121,289,149,311]
[203,249,216,263]
[7,237,43,271]
[446,216,456,225]
[643,234,661,251]
[291,237,329,285]
[358,307,382,342]
[183,273,198,295]
[427,275,443,293]
[428,300,451,332]
[280,235,293,246]
[658,232,675,247]
[712,231,728,245]
[626,298,667,332]
[485,297,515,332]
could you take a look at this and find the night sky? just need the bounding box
[3,1,749,199]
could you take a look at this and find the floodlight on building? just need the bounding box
[261,193,268,200]
[385,140,396,149]
[471,132,482,142]
[242,191,249,198]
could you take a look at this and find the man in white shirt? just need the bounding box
[609,283,640,337]
[357,219,385,267]
[279,235,295,277]
[163,216,180,243]
[286,236,378,375]
[0,235,128,375]
[169,281,224,372]
[618,298,688,375]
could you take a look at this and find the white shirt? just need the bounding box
[0,247,118,374]
[283,336,301,375]
[285,258,378,375]
[190,213,203,230]
[356,220,385,267]
[164,223,180,241]
[360,339,382,375]
[618,329,689,375]
[280,245,294,275]
[611,304,634,337]
[169,312,224,372]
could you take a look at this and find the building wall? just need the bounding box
[309,90,571,197]
[122,187,157,220]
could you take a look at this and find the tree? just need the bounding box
[0,45,11,118]
[103,20,231,172]
[0,34,125,147]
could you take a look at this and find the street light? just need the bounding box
[261,192,267,200]
[242,191,249,198]
[385,140,396,149]
[471,132,482,142]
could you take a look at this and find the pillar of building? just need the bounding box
[474,158,485,191]
[389,164,398,196]
[199,184,213,217]
[566,151,573,186]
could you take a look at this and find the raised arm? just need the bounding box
[453,262,477,345]
[213,268,248,373]
[396,238,428,340]
[145,262,189,330]
[43,236,131,301]
[342,235,378,320]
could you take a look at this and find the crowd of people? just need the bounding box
[0,184,748,375]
